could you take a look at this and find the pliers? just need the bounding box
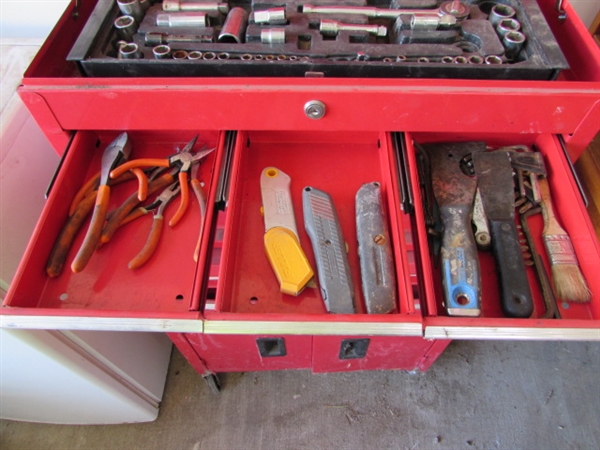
[71,132,132,273]
[128,182,181,270]
[109,135,215,227]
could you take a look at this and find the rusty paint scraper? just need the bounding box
[425,141,485,316]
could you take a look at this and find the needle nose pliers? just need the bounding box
[109,136,215,227]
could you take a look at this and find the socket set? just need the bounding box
[68,0,568,79]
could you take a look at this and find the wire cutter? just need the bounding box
[71,132,132,273]
[128,182,181,270]
[109,136,215,227]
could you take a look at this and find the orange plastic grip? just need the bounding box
[169,171,189,227]
[71,184,110,273]
[110,158,170,179]
[47,190,97,278]
[100,172,175,244]
[128,216,163,270]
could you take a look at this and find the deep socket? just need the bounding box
[156,13,208,27]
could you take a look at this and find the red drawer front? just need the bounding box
[184,334,313,373]
[312,336,450,373]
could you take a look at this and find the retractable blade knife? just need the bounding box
[356,182,397,314]
[303,186,356,314]
[260,167,314,296]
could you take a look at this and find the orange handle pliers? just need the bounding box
[128,182,181,270]
[109,136,215,227]
[71,132,132,273]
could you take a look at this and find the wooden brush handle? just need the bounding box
[538,177,567,237]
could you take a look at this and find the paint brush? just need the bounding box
[538,177,591,302]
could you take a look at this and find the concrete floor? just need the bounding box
[1,340,599,450]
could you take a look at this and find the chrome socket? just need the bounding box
[114,15,137,42]
[117,0,144,23]
[489,4,516,27]
[261,28,286,44]
[119,42,143,59]
[253,7,287,25]
[497,18,521,39]
[172,50,189,59]
[503,30,526,60]
[162,0,229,16]
[156,13,208,27]
[152,44,171,58]
[485,55,503,64]
[218,7,249,43]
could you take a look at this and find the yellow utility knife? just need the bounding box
[260,167,314,296]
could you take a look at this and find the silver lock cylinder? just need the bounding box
[304,100,326,120]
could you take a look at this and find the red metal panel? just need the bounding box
[19,80,599,142]
[311,335,442,372]
[17,91,71,154]
[415,339,452,372]
[168,333,212,376]
[184,334,313,373]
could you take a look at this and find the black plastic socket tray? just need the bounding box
[67,0,568,79]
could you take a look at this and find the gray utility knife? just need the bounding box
[356,182,396,314]
[303,187,356,314]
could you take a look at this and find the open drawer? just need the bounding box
[403,132,600,340]
[2,127,598,341]
[199,129,599,340]
[17,0,600,160]
[203,130,424,336]
[2,129,224,332]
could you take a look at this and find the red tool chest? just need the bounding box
[2,0,599,380]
